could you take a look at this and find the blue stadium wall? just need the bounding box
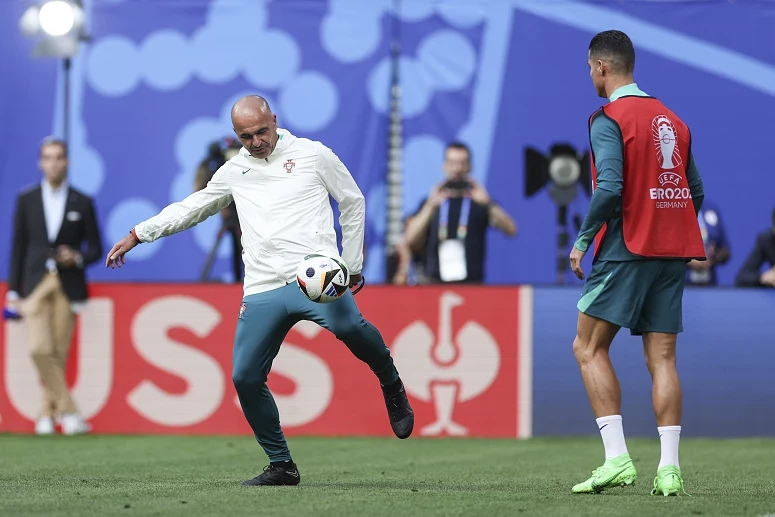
[532,287,775,438]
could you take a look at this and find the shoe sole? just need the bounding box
[241,476,301,486]
[62,427,92,436]
[573,474,637,494]
[394,415,414,439]
[651,487,681,496]
[241,481,301,486]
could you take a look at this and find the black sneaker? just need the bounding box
[382,380,414,439]
[240,464,301,486]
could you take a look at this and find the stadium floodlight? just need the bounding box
[524,143,592,284]
[525,143,591,205]
[40,1,78,36]
[20,0,86,55]
[19,0,89,144]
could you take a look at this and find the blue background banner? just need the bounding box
[532,287,775,437]
[1,0,774,286]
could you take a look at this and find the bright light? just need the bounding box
[548,156,581,188]
[39,1,75,37]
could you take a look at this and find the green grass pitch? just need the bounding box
[1,435,774,516]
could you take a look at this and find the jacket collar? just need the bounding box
[239,128,296,162]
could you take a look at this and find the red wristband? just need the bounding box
[130,228,141,244]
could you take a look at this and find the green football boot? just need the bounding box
[651,465,689,496]
[572,453,637,494]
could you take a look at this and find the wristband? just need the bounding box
[351,276,365,295]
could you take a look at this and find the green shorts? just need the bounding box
[577,259,687,335]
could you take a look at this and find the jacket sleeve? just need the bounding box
[80,196,104,266]
[734,233,766,287]
[8,194,27,295]
[315,142,365,275]
[134,164,233,243]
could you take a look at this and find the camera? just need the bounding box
[443,179,471,191]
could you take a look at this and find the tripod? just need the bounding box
[200,222,243,283]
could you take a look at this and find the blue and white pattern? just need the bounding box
[0,0,773,287]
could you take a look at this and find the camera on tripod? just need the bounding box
[197,137,244,283]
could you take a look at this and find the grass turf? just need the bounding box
[0,435,774,517]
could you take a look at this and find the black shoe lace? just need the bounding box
[387,393,409,420]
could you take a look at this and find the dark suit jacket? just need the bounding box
[8,184,103,302]
[734,229,775,287]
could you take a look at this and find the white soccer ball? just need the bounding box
[296,254,350,304]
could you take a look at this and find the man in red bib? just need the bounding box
[568,30,705,496]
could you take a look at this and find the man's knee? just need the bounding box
[642,333,677,367]
[30,346,53,362]
[572,334,595,365]
[329,317,365,343]
[232,364,268,393]
[573,312,618,364]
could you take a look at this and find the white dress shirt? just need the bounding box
[133,129,366,297]
[41,180,69,277]
[42,180,68,243]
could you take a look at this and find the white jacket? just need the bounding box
[133,129,366,296]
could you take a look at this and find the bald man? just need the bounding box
[106,96,414,486]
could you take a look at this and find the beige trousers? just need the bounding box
[20,272,77,418]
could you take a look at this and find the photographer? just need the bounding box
[403,142,516,284]
[195,138,243,283]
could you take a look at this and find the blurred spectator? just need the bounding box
[686,200,730,286]
[195,138,243,283]
[735,207,775,287]
[403,142,517,284]
[5,137,103,435]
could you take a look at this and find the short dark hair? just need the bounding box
[445,141,471,160]
[39,137,68,158]
[589,30,635,75]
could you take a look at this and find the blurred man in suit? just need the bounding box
[5,138,103,435]
[735,206,775,287]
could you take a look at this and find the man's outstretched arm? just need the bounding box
[107,165,233,268]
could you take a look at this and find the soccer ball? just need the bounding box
[296,254,350,303]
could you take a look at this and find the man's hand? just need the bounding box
[427,184,449,208]
[467,180,491,206]
[55,245,82,268]
[391,270,408,285]
[106,233,140,269]
[5,299,21,316]
[349,273,363,287]
[760,266,775,287]
[687,259,713,270]
[569,245,587,280]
